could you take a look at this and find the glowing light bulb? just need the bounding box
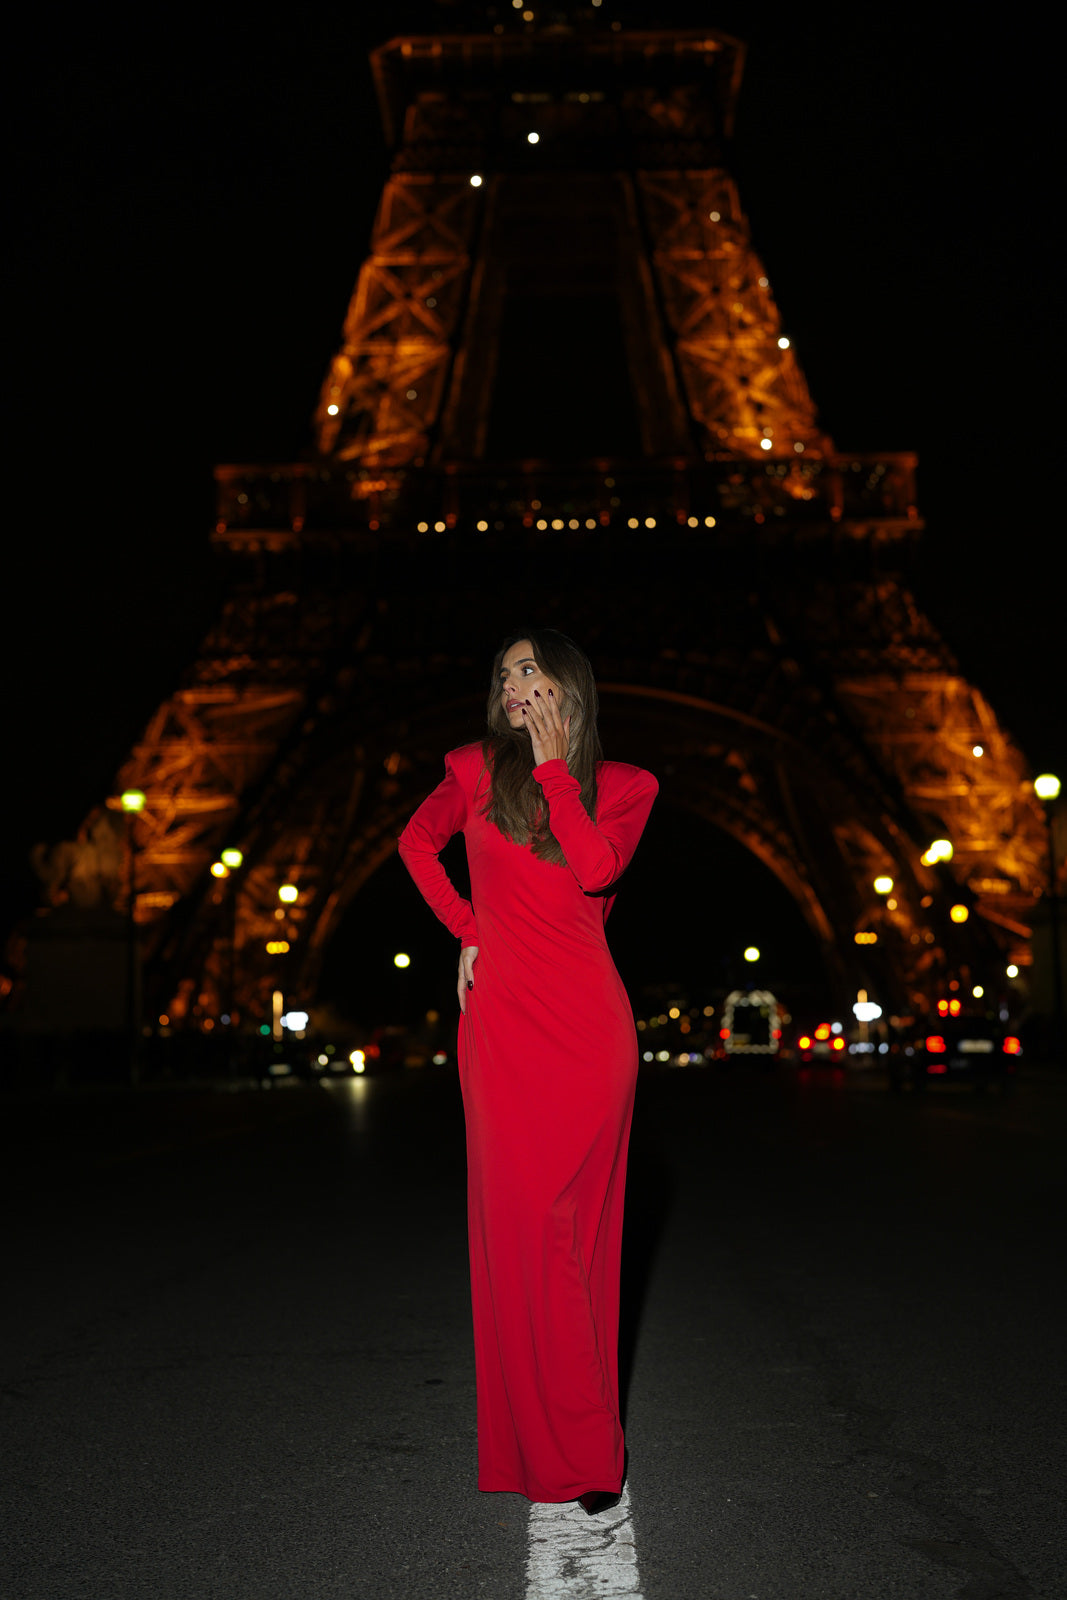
[972,744,984,757]
[1006,964,1019,978]
[527,131,539,144]
[470,173,483,187]
[743,946,760,962]
[760,439,773,451]
[1034,773,1061,800]
[278,884,298,904]
[949,904,969,923]
[778,336,791,349]
[326,403,339,416]
[394,952,411,969]
[873,876,894,895]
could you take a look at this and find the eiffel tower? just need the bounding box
[37,17,1048,1033]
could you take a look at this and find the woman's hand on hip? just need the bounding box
[458,945,479,1014]
[523,688,571,765]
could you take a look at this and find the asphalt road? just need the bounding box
[2,1062,1065,1600]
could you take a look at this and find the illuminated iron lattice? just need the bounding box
[33,20,1055,1033]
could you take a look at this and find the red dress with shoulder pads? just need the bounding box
[397,741,658,1501]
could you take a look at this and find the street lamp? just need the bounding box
[214,848,244,1033]
[1034,774,1063,1064]
[120,790,146,1082]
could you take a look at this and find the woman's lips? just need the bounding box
[506,699,523,710]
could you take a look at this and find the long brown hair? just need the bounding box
[480,628,603,866]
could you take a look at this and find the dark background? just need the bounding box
[5,2,1059,1017]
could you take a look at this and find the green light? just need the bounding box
[259,1024,271,1036]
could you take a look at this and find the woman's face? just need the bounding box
[498,639,560,731]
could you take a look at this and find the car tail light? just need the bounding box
[798,1035,812,1050]
[1002,1036,1022,1055]
[937,999,949,1016]
[814,1023,831,1040]
[928,1063,948,1074]
[949,999,961,1016]
[719,1027,730,1040]
[832,1037,845,1050]
[926,1035,946,1053]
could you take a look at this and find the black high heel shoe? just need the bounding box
[577,1490,622,1515]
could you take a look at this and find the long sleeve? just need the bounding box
[397,751,479,945]
[532,759,658,893]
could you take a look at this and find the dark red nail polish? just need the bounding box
[467,980,473,990]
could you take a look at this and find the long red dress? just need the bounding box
[397,741,658,1502]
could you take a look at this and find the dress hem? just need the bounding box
[478,1478,624,1503]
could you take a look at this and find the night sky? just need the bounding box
[5,4,1059,1014]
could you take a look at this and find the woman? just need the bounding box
[397,628,658,1513]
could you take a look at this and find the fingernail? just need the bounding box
[467,980,473,990]
[534,690,541,697]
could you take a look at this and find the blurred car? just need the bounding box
[790,1021,849,1065]
[888,1014,1021,1092]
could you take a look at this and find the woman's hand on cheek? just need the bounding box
[523,689,571,765]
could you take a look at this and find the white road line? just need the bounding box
[525,1482,644,1599]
